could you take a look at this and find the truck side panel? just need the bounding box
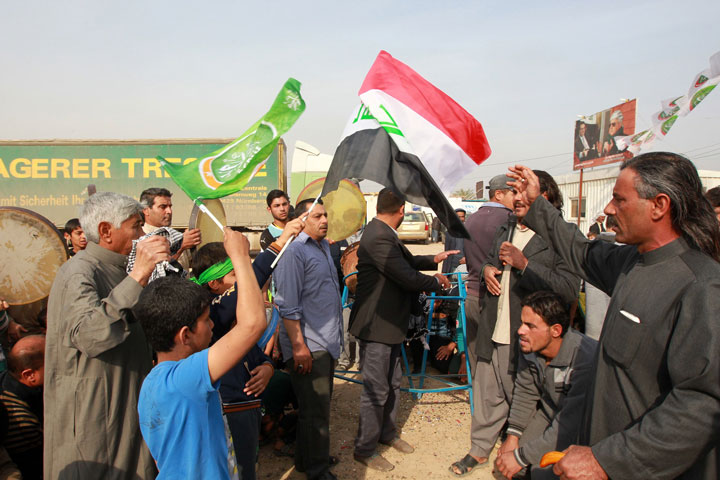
[0,140,286,228]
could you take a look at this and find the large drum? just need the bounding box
[0,207,69,329]
[188,199,228,248]
[297,178,366,242]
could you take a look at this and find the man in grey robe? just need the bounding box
[44,192,170,479]
[508,152,720,479]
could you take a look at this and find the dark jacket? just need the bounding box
[209,246,278,404]
[507,329,598,465]
[463,204,513,297]
[476,221,580,372]
[442,233,465,274]
[524,196,720,480]
[349,218,440,344]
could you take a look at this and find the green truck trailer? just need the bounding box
[0,138,287,230]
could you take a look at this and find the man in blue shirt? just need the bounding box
[274,198,343,480]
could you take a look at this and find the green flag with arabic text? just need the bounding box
[159,78,305,200]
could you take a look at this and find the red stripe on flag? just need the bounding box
[359,50,491,165]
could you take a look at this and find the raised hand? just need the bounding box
[181,228,202,251]
[507,165,541,206]
[277,218,305,248]
[129,236,171,285]
[223,227,250,259]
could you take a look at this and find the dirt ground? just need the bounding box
[257,241,502,480]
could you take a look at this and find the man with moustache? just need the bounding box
[140,188,201,263]
[45,192,170,479]
[274,199,344,480]
[493,291,597,479]
[510,153,720,479]
[451,171,580,477]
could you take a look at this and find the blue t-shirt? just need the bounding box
[138,349,229,479]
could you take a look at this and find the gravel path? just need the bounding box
[257,241,502,479]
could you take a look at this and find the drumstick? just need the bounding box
[539,451,565,468]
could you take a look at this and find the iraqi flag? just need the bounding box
[322,51,491,238]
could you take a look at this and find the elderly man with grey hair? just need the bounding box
[602,110,626,156]
[44,192,169,480]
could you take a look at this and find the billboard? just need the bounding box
[573,99,637,170]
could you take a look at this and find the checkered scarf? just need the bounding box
[126,227,185,282]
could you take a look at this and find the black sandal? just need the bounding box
[449,454,482,476]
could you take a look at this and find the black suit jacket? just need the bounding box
[477,221,580,371]
[349,218,440,344]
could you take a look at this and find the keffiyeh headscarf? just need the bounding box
[126,227,185,282]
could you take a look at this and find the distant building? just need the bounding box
[290,141,333,203]
[554,166,720,234]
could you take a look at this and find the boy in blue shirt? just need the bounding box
[189,216,302,480]
[135,228,266,479]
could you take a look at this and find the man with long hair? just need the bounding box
[509,152,720,479]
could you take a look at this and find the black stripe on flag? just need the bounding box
[322,127,469,239]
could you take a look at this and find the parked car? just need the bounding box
[398,211,430,243]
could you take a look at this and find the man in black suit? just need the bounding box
[350,188,457,472]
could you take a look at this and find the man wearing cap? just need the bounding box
[451,172,580,476]
[449,175,513,475]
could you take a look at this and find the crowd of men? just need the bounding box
[0,151,718,479]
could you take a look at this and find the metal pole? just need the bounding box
[577,168,584,227]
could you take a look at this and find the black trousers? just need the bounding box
[226,408,261,480]
[289,350,335,480]
[354,340,402,457]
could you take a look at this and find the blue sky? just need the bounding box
[2,1,719,191]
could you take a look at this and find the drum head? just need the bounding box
[297,178,366,242]
[188,199,228,248]
[0,207,68,305]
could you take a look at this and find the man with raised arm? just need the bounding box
[508,152,720,479]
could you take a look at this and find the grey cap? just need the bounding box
[487,174,513,191]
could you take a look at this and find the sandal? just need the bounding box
[449,454,486,476]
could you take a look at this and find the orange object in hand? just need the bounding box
[539,451,565,468]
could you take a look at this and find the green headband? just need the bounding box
[191,257,234,286]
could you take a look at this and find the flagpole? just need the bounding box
[270,193,320,269]
[194,199,226,233]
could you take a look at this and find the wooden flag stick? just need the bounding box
[194,199,225,233]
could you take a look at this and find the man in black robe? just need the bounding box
[508,152,720,479]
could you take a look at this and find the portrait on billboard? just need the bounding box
[573,99,636,170]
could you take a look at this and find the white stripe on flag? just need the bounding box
[360,90,478,193]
